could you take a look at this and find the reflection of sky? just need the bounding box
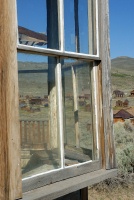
[17,53,47,63]
[17,0,90,60]
[64,0,89,53]
[17,0,47,33]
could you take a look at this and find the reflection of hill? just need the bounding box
[18,61,48,70]
[18,62,48,97]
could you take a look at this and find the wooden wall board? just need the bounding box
[0,0,22,199]
[99,0,117,169]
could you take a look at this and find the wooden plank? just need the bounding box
[99,0,116,169]
[0,0,22,199]
[20,121,23,146]
[88,0,94,54]
[97,63,105,168]
[32,121,35,146]
[38,121,41,143]
[72,66,80,147]
[55,60,64,168]
[24,121,27,144]
[80,187,88,200]
[22,169,117,200]
[22,160,100,192]
[91,62,99,160]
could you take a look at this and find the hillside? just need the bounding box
[111,56,134,70]
[111,56,134,92]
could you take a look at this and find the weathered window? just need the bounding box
[0,0,116,199]
[17,0,100,183]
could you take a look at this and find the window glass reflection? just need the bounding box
[64,0,96,54]
[62,59,94,166]
[18,53,61,178]
[17,0,59,49]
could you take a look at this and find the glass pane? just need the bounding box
[64,0,96,54]
[62,59,94,166]
[18,53,61,178]
[17,0,59,49]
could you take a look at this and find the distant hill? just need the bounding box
[111,56,134,92]
[111,56,134,70]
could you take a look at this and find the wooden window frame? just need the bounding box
[0,0,116,199]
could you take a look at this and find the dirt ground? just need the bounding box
[88,184,134,200]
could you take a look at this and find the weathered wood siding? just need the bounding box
[0,0,22,199]
[99,0,116,169]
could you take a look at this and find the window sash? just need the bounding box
[17,0,99,57]
[17,0,101,192]
[22,160,101,192]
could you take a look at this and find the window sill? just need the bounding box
[21,169,117,200]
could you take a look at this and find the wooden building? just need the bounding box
[123,99,129,107]
[116,99,129,107]
[113,90,124,97]
[130,90,134,96]
[116,100,123,107]
[0,0,117,200]
[113,109,134,123]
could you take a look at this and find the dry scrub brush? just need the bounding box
[90,120,134,192]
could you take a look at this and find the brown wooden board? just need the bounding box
[0,0,22,199]
[99,0,116,169]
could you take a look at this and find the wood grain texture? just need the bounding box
[22,160,100,192]
[55,187,88,200]
[99,0,116,169]
[0,0,22,199]
[91,61,102,161]
[72,67,80,147]
[80,187,88,200]
[22,169,117,200]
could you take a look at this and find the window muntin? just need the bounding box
[18,53,61,178]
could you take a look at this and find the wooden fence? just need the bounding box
[20,120,50,150]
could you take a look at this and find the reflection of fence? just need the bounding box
[20,120,50,150]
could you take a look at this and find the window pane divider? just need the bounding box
[56,59,64,168]
[22,160,101,192]
[58,0,64,51]
[96,0,99,56]
[17,44,100,61]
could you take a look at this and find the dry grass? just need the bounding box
[88,185,134,200]
[88,177,134,200]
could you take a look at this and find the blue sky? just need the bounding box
[110,0,134,58]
